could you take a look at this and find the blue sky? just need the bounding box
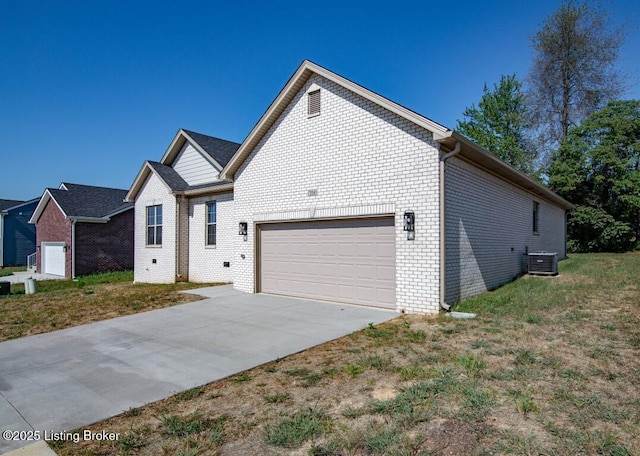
[1,0,639,201]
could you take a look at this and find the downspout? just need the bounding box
[71,219,76,279]
[0,214,4,268]
[439,141,461,312]
[176,197,181,280]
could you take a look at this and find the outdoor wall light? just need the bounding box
[238,222,248,236]
[63,245,68,252]
[403,211,415,240]
[403,211,415,232]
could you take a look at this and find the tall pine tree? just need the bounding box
[457,74,535,176]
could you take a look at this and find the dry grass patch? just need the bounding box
[48,254,640,455]
[0,271,224,341]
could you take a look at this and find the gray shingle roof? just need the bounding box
[182,129,241,168]
[147,162,189,191]
[49,183,132,218]
[0,199,24,211]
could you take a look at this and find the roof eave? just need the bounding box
[439,132,574,210]
[125,162,175,202]
[180,129,224,170]
[160,129,222,170]
[3,198,40,212]
[29,190,67,224]
[67,216,109,224]
[103,204,134,218]
[173,183,234,197]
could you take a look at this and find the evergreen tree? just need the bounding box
[549,100,640,252]
[457,74,535,175]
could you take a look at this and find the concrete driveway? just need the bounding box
[0,285,396,453]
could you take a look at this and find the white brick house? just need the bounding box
[126,129,240,284]
[128,61,572,314]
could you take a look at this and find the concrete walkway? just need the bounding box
[0,272,65,285]
[0,285,396,454]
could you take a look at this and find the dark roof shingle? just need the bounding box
[0,199,25,211]
[147,162,189,192]
[50,183,132,218]
[182,129,241,168]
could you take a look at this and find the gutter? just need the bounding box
[439,141,461,312]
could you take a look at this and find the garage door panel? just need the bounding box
[43,244,65,276]
[260,218,395,309]
[376,264,395,281]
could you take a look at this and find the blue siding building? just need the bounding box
[0,199,38,267]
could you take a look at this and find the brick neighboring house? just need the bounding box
[0,198,38,267]
[128,60,573,314]
[30,183,133,278]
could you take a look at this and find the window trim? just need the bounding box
[146,204,163,246]
[533,201,540,234]
[205,201,217,246]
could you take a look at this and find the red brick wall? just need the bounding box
[36,199,72,277]
[74,210,134,276]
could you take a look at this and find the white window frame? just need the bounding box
[206,201,217,246]
[146,205,163,246]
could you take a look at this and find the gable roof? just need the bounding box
[181,129,241,168]
[219,60,573,210]
[30,183,133,224]
[126,129,239,202]
[160,128,241,170]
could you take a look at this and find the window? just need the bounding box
[146,205,163,245]
[308,89,320,116]
[533,201,540,233]
[206,201,216,246]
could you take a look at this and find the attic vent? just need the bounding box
[308,89,321,116]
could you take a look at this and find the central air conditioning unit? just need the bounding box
[527,252,558,276]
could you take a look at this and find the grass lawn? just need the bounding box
[0,266,26,277]
[48,254,640,455]
[0,271,224,342]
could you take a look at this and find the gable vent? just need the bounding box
[308,89,321,116]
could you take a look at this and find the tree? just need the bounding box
[457,74,536,175]
[528,1,625,149]
[549,100,640,252]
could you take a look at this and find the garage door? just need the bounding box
[259,218,396,308]
[43,244,65,276]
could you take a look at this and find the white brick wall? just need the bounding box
[444,157,567,303]
[133,173,176,283]
[187,192,235,283]
[233,75,442,314]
